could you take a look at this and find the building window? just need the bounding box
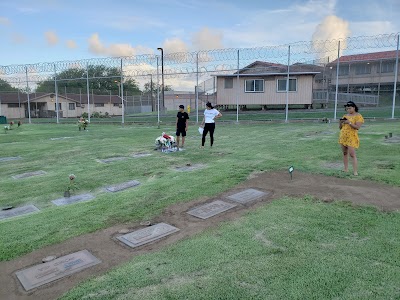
[245,79,264,92]
[113,103,120,107]
[354,64,371,75]
[338,66,349,76]
[8,103,20,107]
[277,78,297,92]
[68,103,75,110]
[95,103,104,107]
[224,78,233,89]
[379,62,394,73]
[54,103,62,110]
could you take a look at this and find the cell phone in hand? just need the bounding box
[340,117,347,121]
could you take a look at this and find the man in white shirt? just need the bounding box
[200,102,222,148]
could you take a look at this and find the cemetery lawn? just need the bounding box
[1,120,400,298]
[60,196,400,300]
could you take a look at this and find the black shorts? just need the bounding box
[176,127,187,137]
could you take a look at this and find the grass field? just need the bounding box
[60,197,400,300]
[1,119,400,299]
[11,103,400,124]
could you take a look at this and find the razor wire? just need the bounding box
[1,33,398,79]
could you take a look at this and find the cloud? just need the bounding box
[163,37,189,54]
[311,15,351,60]
[16,6,40,14]
[192,27,224,50]
[66,39,77,49]
[11,32,26,44]
[223,0,337,47]
[45,30,59,46]
[0,17,11,26]
[88,33,153,57]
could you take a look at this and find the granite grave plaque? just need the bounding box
[105,180,141,192]
[15,249,101,291]
[0,205,40,220]
[227,189,269,204]
[50,137,72,141]
[0,156,22,162]
[117,223,180,248]
[174,164,205,172]
[97,157,129,163]
[323,162,342,170]
[187,200,237,219]
[51,193,94,206]
[12,170,47,179]
[131,153,152,158]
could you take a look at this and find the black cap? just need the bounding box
[344,101,356,107]
[179,105,184,109]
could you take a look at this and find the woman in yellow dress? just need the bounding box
[339,101,364,176]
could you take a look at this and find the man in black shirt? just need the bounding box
[176,105,189,149]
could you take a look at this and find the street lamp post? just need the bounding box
[157,47,164,112]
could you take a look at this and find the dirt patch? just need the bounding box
[1,171,400,300]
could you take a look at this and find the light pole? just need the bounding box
[157,47,164,112]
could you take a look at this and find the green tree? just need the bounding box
[35,65,141,95]
[143,82,173,94]
[0,78,18,92]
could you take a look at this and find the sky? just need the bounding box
[0,0,399,67]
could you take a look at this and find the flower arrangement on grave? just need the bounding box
[155,132,176,150]
[4,125,10,133]
[78,117,89,131]
[64,174,77,197]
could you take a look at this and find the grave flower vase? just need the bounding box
[64,190,71,198]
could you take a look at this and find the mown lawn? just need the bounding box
[0,119,399,299]
[60,197,400,300]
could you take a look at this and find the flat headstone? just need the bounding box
[15,249,101,291]
[105,180,140,192]
[131,153,152,158]
[323,162,343,169]
[175,164,205,172]
[12,170,47,179]
[96,157,129,163]
[227,188,269,204]
[0,205,40,220]
[187,200,237,219]
[50,137,72,141]
[0,156,22,162]
[117,223,180,248]
[51,193,95,206]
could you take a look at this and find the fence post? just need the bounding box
[236,49,239,122]
[25,66,31,123]
[120,58,124,125]
[196,52,199,123]
[285,45,291,122]
[157,56,160,128]
[392,34,399,119]
[86,62,90,123]
[54,64,59,123]
[334,40,341,120]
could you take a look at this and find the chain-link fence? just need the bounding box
[0,33,399,124]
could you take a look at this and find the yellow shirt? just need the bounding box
[338,113,364,148]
